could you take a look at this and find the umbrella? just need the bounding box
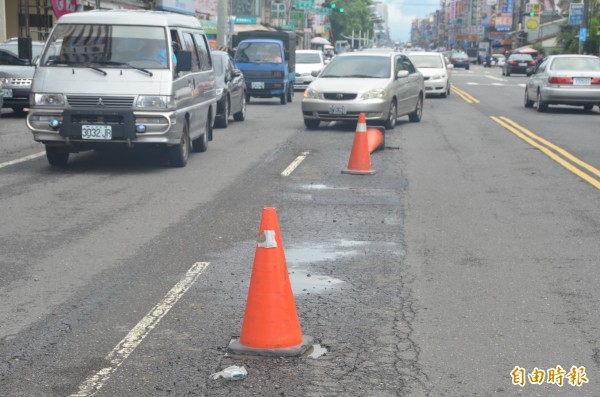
[311,37,331,45]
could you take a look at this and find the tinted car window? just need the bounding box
[508,54,533,61]
[321,55,390,78]
[0,49,27,65]
[408,54,444,68]
[297,53,322,63]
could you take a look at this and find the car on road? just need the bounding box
[524,54,600,112]
[301,51,424,130]
[406,51,452,98]
[294,49,325,91]
[212,50,247,128]
[492,54,506,67]
[502,53,536,76]
[0,39,52,113]
[449,51,470,70]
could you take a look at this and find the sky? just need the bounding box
[386,0,440,42]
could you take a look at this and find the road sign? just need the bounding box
[295,0,314,10]
[579,27,587,42]
[525,17,539,32]
[272,3,286,18]
[569,3,584,26]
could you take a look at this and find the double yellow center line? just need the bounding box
[451,86,480,104]
[491,116,600,190]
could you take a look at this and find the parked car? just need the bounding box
[294,49,326,91]
[449,52,470,70]
[301,51,424,130]
[502,53,536,76]
[212,50,246,128]
[524,54,600,112]
[492,54,506,67]
[406,51,452,98]
[0,39,51,113]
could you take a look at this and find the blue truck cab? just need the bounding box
[232,31,296,105]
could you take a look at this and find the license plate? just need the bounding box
[573,77,591,86]
[519,62,527,66]
[329,104,346,115]
[2,89,13,98]
[82,125,112,140]
[251,81,265,89]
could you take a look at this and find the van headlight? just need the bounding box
[360,88,385,100]
[304,87,320,99]
[136,95,173,109]
[1,77,9,87]
[33,93,65,106]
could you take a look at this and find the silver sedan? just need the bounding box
[301,52,424,129]
[524,54,600,112]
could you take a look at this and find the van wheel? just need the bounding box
[168,121,190,167]
[46,146,69,166]
[233,93,246,121]
[583,104,594,111]
[215,98,229,128]
[280,92,287,105]
[287,85,293,102]
[192,115,210,152]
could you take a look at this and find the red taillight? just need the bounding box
[548,77,573,85]
[592,77,600,85]
[509,60,517,65]
[529,61,536,65]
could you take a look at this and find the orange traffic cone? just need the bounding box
[342,113,376,175]
[367,127,385,154]
[227,207,313,357]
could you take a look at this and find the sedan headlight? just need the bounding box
[360,88,385,100]
[430,74,446,81]
[33,93,65,107]
[136,95,173,109]
[304,87,320,99]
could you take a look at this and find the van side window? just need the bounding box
[182,32,200,72]
[193,33,212,71]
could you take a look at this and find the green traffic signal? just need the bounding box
[339,7,344,12]
[330,2,336,8]
[529,11,535,16]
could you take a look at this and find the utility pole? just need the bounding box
[217,0,229,48]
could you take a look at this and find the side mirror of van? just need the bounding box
[177,50,192,72]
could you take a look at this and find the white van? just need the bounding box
[26,10,216,167]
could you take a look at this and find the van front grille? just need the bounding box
[9,78,32,86]
[67,95,135,109]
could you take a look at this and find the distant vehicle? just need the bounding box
[232,30,296,105]
[492,54,506,67]
[211,50,247,128]
[406,51,453,98]
[449,52,470,70]
[502,53,536,76]
[294,50,325,91]
[0,39,54,113]
[465,48,478,64]
[301,51,425,130]
[524,54,600,112]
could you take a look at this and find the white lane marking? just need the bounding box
[0,152,45,170]
[467,82,479,85]
[70,261,210,397]
[485,75,507,82]
[281,151,310,177]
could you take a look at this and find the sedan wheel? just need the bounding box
[215,98,229,128]
[383,100,397,129]
[524,89,534,108]
[304,119,320,130]
[408,95,423,122]
[536,91,548,112]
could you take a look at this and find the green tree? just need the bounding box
[329,0,373,44]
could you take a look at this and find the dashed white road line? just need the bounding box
[0,151,45,170]
[70,261,210,397]
[281,151,310,176]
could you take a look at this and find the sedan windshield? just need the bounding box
[297,53,322,63]
[408,55,443,68]
[551,57,600,71]
[321,56,390,78]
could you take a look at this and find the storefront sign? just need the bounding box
[51,0,77,19]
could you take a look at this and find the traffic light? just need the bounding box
[339,7,344,12]
[330,2,336,9]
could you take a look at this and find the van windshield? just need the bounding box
[235,42,282,64]
[40,24,171,69]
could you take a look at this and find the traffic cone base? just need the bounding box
[227,335,314,357]
[227,207,313,357]
[342,113,376,174]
